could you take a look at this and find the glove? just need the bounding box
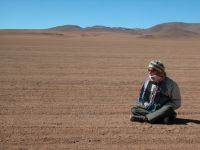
[144,102,150,108]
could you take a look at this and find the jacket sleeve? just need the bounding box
[136,83,145,105]
[166,82,181,110]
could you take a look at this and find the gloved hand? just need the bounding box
[144,102,150,108]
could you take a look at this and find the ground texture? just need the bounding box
[0,32,200,149]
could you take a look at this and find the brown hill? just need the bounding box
[48,25,142,35]
[1,22,200,38]
[141,22,200,38]
[49,25,82,31]
[145,22,200,33]
[47,22,200,38]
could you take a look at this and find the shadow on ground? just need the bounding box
[171,118,200,125]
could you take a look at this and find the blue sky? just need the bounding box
[0,0,200,29]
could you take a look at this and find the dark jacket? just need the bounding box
[137,77,181,112]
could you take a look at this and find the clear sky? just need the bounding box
[0,0,200,29]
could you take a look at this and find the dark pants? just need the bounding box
[131,105,177,123]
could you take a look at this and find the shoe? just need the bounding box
[163,113,177,124]
[170,113,177,121]
[163,117,170,124]
[130,115,135,122]
[130,115,147,122]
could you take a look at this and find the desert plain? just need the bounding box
[0,30,200,149]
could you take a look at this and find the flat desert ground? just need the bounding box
[0,31,200,149]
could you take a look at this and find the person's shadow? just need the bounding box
[170,118,200,125]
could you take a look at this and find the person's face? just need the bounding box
[148,68,159,76]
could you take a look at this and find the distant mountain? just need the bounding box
[47,22,200,38]
[49,25,82,31]
[85,25,112,31]
[48,25,142,35]
[145,22,200,33]
[141,22,200,38]
[1,22,200,38]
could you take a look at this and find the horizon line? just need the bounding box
[0,21,200,30]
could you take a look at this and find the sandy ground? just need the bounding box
[0,32,200,149]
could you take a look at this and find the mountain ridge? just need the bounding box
[48,22,200,38]
[1,22,200,38]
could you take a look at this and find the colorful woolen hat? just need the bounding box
[148,60,165,72]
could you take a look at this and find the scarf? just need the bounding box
[149,74,162,82]
[138,79,162,112]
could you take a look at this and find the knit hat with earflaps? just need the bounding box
[148,60,165,73]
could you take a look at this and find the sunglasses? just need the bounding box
[148,68,158,73]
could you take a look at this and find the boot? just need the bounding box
[130,115,148,122]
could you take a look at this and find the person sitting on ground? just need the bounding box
[130,60,181,124]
